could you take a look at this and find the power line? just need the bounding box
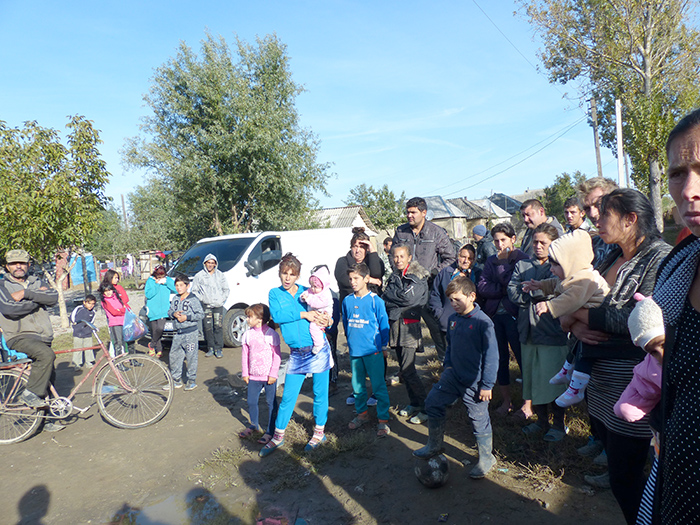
[472,0,566,98]
[443,116,586,197]
[429,116,588,194]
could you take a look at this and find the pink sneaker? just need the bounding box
[555,385,586,407]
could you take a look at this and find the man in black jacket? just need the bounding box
[393,197,456,361]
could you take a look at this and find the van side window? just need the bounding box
[248,237,282,274]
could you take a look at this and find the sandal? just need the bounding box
[156,351,162,358]
[259,438,284,457]
[257,433,273,445]
[305,434,327,451]
[377,422,391,438]
[543,426,569,442]
[148,348,156,357]
[348,414,370,430]
[238,426,257,439]
[522,422,545,435]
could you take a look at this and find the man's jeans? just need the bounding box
[203,306,225,352]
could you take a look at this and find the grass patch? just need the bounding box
[196,417,376,492]
[516,462,564,493]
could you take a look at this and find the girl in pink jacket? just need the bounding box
[239,304,281,445]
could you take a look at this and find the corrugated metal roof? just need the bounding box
[471,199,512,219]
[314,206,378,235]
[447,198,492,220]
[424,196,468,219]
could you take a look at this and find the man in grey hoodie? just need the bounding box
[191,254,230,358]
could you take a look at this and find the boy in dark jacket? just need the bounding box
[414,276,499,479]
[70,295,97,368]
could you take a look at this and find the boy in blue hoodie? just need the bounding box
[342,263,391,437]
[413,276,499,479]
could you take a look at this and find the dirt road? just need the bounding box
[2,291,627,524]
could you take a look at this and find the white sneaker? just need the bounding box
[549,368,572,385]
[555,385,585,407]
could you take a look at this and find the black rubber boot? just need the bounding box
[413,418,445,459]
[470,433,496,479]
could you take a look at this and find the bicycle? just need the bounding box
[0,320,174,444]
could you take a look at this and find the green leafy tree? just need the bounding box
[344,184,406,233]
[127,177,210,250]
[123,32,331,235]
[520,0,700,231]
[542,171,587,224]
[0,116,110,261]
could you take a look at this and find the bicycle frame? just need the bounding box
[2,322,137,417]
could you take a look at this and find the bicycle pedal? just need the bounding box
[74,405,91,413]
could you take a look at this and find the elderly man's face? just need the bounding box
[668,125,700,237]
[521,205,546,229]
[582,187,606,227]
[6,261,28,280]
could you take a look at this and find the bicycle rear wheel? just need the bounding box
[96,354,174,429]
[0,369,42,444]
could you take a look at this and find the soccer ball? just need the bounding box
[414,454,450,488]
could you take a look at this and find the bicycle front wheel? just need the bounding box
[96,355,174,429]
[0,369,42,444]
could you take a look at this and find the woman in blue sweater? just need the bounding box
[144,265,176,358]
[260,253,334,457]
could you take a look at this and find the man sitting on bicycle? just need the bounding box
[0,249,58,409]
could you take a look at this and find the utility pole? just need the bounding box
[590,97,603,178]
[121,194,129,231]
[615,99,625,187]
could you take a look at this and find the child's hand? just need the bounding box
[300,291,308,303]
[479,389,492,402]
[267,376,276,385]
[522,279,542,293]
[534,302,549,316]
[242,376,249,384]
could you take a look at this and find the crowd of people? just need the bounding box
[4,109,700,524]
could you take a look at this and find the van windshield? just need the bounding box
[171,238,254,276]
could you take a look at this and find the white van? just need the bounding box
[164,228,355,347]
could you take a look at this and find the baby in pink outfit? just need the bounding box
[614,293,664,422]
[300,265,334,354]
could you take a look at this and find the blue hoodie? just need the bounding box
[144,276,177,321]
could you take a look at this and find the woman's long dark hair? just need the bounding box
[599,188,661,248]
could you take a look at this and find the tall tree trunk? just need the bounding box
[649,159,664,232]
[45,259,77,329]
[80,250,90,295]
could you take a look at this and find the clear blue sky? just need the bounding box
[0,1,618,210]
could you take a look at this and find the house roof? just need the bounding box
[447,198,492,220]
[471,199,512,219]
[314,206,378,235]
[423,196,469,219]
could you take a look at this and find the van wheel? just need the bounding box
[223,308,247,348]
